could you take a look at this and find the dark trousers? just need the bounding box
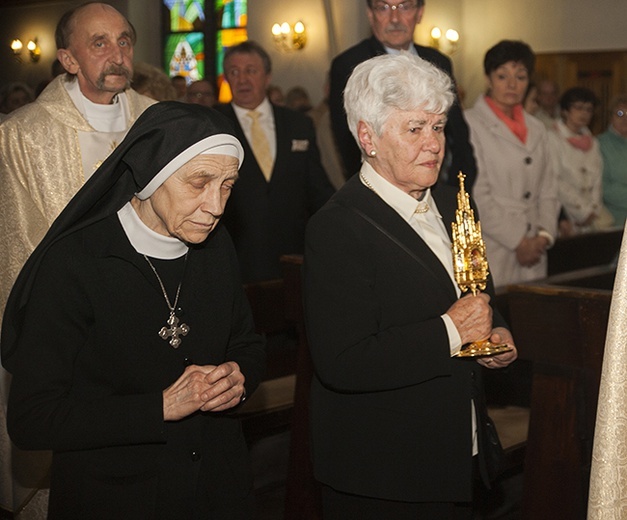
[321,485,473,520]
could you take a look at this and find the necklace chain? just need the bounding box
[143,253,190,348]
[359,172,429,213]
[143,254,183,312]
[359,172,378,196]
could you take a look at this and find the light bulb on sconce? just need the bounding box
[293,21,306,37]
[27,38,41,62]
[11,39,23,61]
[271,20,307,52]
[445,29,459,53]
[430,27,442,47]
[11,39,23,54]
[430,26,459,54]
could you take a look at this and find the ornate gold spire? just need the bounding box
[451,172,490,296]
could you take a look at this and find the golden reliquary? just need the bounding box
[451,172,512,358]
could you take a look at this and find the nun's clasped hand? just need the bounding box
[162,361,245,421]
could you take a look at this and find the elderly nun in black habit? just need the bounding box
[2,102,266,519]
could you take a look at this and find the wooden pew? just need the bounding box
[281,254,322,520]
[237,266,321,519]
[547,227,622,276]
[238,374,295,445]
[243,277,299,380]
[489,405,530,470]
[239,278,298,444]
[505,265,615,520]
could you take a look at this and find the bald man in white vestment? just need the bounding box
[0,3,153,515]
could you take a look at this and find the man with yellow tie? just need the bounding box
[215,41,335,283]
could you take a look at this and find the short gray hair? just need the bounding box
[365,0,425,8]
[55,2,136,50]
[344,53,454,142]
[223,40,272,74]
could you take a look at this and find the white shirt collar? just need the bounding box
[359,161,441,222]
[117,202,189,259]
[232,97,273,119]
[64,77,128,132]
[383,43,417,56]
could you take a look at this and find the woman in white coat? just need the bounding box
[548,87,614,235]
[465,40,559,288]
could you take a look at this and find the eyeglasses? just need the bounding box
[188,92,214,99]
[371,2,418,15]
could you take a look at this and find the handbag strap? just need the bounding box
[346,203,443,285]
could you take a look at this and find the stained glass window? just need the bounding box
[215,0,248,102]
[162,0,247,100]
[164,32,204,83]
[165,0,205,32]
[163,1,206,84]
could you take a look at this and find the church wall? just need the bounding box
[0,0,625,108]
[459,0,627,107]
[0,0,129,92]
[244,0,627,108]
[244,0,370,107]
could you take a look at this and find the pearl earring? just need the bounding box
[369,150,377,157]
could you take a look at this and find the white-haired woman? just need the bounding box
[305,53,516,519]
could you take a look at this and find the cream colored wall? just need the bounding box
[247,0,627,108]
[128,0,162,68]
[0,0,127,90]
[414,0,464,73]
[135,0,371,105]
[245,0,465,105]
[245,0,370,105]
[2,0,625,108]
[459,0,627,107]
[0,2,60,90]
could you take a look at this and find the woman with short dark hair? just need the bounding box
[465,40,560,287]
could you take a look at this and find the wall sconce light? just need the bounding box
[271,21,307,52]
[11,39,23,61]
[430,27,459,54]
[430,27,442,48]
[27,38,41,62]
[10,37,41,63]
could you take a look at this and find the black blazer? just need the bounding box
[329,36,477,187]
[215,103,335,283]
[304,176,506,502]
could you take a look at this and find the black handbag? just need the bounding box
[479,412,505,485]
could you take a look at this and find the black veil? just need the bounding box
[2,102,241,371]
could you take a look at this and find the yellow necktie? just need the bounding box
[247,110,273,181]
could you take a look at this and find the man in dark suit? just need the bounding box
[329,0,477,187]
[305,53,516,518]
[215,41,334,283]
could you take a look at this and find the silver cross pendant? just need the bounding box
[158,312,190,349]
